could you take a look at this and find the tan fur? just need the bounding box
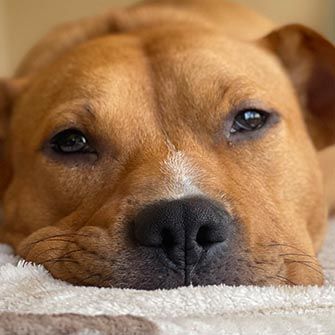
[320,146,335,216]
[0,0,334,287]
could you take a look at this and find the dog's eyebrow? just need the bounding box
[65,102,97,121]
[83,103,96,119]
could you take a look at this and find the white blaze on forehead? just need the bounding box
[162,151,202,199]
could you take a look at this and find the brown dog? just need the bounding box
[0,0,334,289]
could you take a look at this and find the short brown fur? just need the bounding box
[0,0,334,288]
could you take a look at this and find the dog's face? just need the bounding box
[0,12,335,289]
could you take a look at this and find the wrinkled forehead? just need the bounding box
[15,28,298,135]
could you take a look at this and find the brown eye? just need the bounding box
[231,110,269,133]
[50,129,92,154]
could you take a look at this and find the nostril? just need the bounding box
[196,225,225,248]
[161,228,177,249]
[196,225,212,248]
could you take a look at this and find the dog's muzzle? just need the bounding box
[133,197,239,286]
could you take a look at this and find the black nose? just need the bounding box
[134,197,233,271]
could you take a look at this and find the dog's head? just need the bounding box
[0,4,334,289]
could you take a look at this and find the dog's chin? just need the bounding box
[15,225,324,289]
[38,253,324,290]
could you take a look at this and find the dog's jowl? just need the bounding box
[0,0,335,289]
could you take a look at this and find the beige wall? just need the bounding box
[1,0,334,77]
[237,0,335,39]
[0,0,9,76]
[3,0,135,77]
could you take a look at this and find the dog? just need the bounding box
[0,0,334,289]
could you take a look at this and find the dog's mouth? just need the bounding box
[16,197,324,289]
[19,228,322,289]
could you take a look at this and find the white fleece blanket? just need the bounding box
[0,219,335,335]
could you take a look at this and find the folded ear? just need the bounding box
[0,80,13,199]
[0,79,27,199]
[0,81,11,143]
[260,24,335,150]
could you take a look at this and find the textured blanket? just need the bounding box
[0,219,334,335]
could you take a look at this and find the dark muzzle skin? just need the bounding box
[133,197,249,287]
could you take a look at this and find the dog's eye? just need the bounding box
[50,129,92,154]
[231,110,269,133]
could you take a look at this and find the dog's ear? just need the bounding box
[0,80,14,198]
[260,24,335,150]
[0,79,27,198]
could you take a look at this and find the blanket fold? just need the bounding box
[0,219,334,335]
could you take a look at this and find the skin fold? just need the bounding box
[0,0,334,289]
